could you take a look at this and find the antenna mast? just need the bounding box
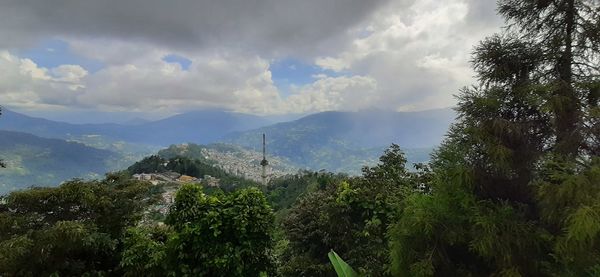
[260,133,269,185]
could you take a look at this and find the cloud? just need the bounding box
[312,0,502,111]
[0,51,87,109]
[0,0,390,57]
[0,0,504,115]
[0,48,380,115]
[284,76,378,113]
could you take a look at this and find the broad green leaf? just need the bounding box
[328,250,359,277]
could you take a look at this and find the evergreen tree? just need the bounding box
[389,0,599,275]
[498,0,600,157]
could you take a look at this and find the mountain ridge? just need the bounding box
[223,108,454,172]
[0,109,274,146]
[0,130,119,194]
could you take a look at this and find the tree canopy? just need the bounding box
[387,0,600,275]
[0,175,157,276]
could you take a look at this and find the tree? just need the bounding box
[266,170,347,222]
[280,181,350,277]
[389,0,599,275]
[120,225,171,277]
[280,145,418,276]
[121,184,277,276]
[536,156,600,275]
[498,0,600,157]
[0,176,157,276]
[127,155,168,174]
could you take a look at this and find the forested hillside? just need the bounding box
[224,109,449,172]
[0,130,119,193]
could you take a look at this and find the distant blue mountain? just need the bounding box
[133,110,273,145]
[0,108,456,175]
[224,108,455,172]
[0,109,273,146]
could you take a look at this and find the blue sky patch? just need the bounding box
[19,39,104,72]
[270,58,347,97]
[163,54,192,70]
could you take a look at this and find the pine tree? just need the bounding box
[389,1,599,275]
[498,0,600,157]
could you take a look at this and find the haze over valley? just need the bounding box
[0,107,454,192]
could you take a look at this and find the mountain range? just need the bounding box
[0,108,456,191]
[224,108,454,171]
[0,109,273,146]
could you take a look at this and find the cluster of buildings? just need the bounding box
[135,172,220,218]
[140,135,292,221]
[200,145,294,183]
[132,171,219,187]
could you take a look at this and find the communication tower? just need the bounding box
[260,133,269,185]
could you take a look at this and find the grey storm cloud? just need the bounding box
[0,0,391,56]
[0,0,505,115]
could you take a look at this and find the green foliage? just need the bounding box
[0,175,156,276]
[388,0,600,276]
[121,184,277,276]
[329,250,359,277]
[265,170,346,222]
[127,155,167,174]
[279,181,348,276]
[120,225,171,277]
[0,221,117,276]
[280,145,419,276]
[536,157,600,275]
[167,184,275,276]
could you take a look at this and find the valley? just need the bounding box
[0,107,454,193]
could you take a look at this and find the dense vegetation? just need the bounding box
[0,0,598,276]
[385,0,600,275]
[0,174,158,275]
[120,185,276,276]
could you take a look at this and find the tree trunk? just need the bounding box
[554,0,581,157]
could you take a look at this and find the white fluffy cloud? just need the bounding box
[284,76,378,113]
[0,49,287,114]
[0,46,382,114]
[0,51,87,109]
[314,0,502,111]
[0,0,504,115]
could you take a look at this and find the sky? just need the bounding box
[0,0,503,121]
